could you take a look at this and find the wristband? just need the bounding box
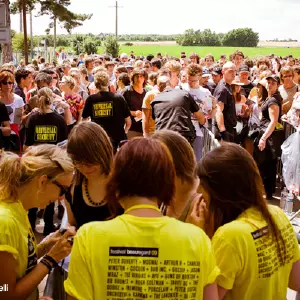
[44,254,58,268]
[41,259,53,273]
[260,136,266,141]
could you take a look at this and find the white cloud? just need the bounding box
[10,0,300,41]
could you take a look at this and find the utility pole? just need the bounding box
[30,9,33,59]
[22,0,29,64]
[109,0,122,39]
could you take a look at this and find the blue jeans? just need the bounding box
[193,136,204,161]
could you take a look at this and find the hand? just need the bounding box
[31,107,40,113]
[135,110,142,119]
[211,96,217,109]
[258,138,266,151]
[55,101,70,110]
[189,195,207,230]
[47,228,76,262]
[220,130,234,142]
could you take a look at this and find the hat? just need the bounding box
[231,80,244,86]
[239,65,250,73]
[266,75,280,85]
[211,66,222,76]
[257,79,268,89]
[202,70,210,77]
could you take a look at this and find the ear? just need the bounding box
[37,175,48,190]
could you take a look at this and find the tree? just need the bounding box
[200,29,221,46]
[1,0,13,63]
[72,35,84,55]
[103,35,120,58]
[12,32,37,54]
[83,39,97,55]
[222,28,259,47]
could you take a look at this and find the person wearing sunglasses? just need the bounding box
[0,144,75,300]
[0,70,25,152]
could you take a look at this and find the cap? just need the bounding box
[211,66,222,76]
[266,75,280,85]
[202,70,210,77]
[239,65,250,73]
[257,79,268,89]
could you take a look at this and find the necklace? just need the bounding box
[84,178,106,207]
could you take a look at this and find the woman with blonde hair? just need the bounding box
[0,144,75,299]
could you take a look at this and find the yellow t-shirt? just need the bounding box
[0,200,38,300]
[65,214,219,300]
[142,90,159,136]
[212,205,300,300]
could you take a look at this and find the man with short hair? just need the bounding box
[293,66,300,84]
[85,58,95,82]
[238,65,254,98]
[213,62,237,142]
[211,66,223,86]
[151,58,162,72]
[232,50,244,72]
[105,61,116,83]
[200,70,214,93]
[120,53,129,63]
[151,76,205,145]
[14,70,33,103]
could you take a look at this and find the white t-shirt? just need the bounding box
[182,83,211,136]
[5,94,24,134]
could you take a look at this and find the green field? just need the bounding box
[97,45,300,59]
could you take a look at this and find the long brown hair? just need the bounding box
[196,143,286,264]
[67,122,113,185]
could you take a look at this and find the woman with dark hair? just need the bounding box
[193,143,300,300]
[66,122,123,229]
[254,75,283,199]
[121,68,148,139]
[65,138,219,300]
[153,130,199,222]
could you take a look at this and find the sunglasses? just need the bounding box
[52,76,58,80]
[49,177,69,197]
[1,81,14,85]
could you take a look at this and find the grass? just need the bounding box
[97,45,300,59]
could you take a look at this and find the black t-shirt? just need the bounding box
[15,86,26,103]
[204,82,216,94]
[260,92,282,129]
[82,92,130,143]
[66,178,124,229]
[151,88,199,138]
[121,86,147,133]
[213,79,237,130]
[25,111,68,146]
[0,102,10,147]
[241,82,255,98]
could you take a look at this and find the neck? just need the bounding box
[225,79,232,85]
[64,90,73,97]
[284,82,294,89]
[85,172,107,184]
[122,196,161,217]
[174,178,198,205]
[17,183,36,211]
[99,87,109,92]
[19,82,25,89]
[133,83,143,91]
[0,91,12,101]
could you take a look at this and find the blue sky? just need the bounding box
[10,0,300,41]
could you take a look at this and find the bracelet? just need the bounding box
[260,136,266,141]
[40,259,53,274]
[44,255,58,268]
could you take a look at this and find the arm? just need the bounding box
[218,285,228,300]
[216,102,226,132]
[259,104,280,151]
[193,110,206,125]
[76,109,83,125]
[204,283,219,300]
[0,121,10,136]
[142,108,151,137]
[289,260,300,291]
[124,116,131,134]
[64,198,77,228]
[63,107,72,125]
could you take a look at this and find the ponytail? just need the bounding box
[37,87,53,114]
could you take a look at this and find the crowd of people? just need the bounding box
[0,49,299,300]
